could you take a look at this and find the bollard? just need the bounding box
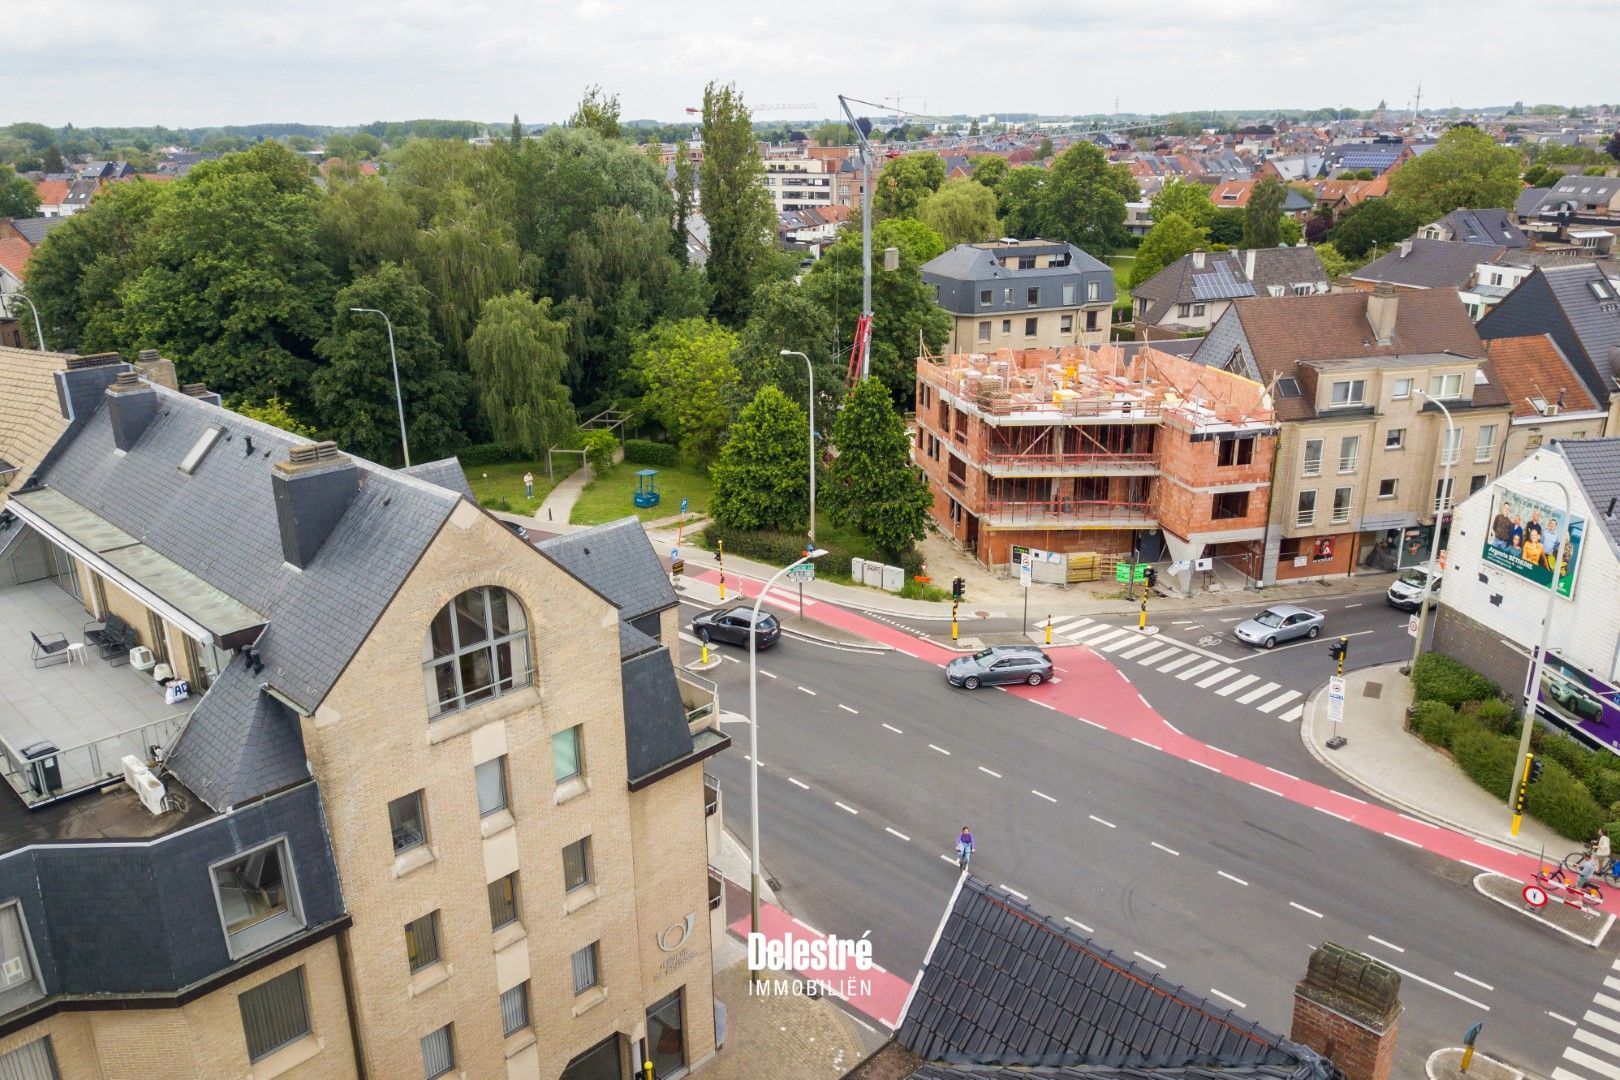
[1138,597,1147,631]
[718,539,726,601]
[951,600,959,642]
[701,641,709,666]
[1045,616,1052,645]
[644,1059,654,1080]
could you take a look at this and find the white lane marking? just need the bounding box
[1338,793,1367,804]
[835,802,858,815]
[1172,619,1197,626]
[1089,815,1116,829]
[1266,766,1300,781]
[1119,639,1162,659]
[1454,971,1494,991]
[1178,659,1222,681]
[1398,813,1439,829]
[1249,782,1284,797]
[759,669,777,679]
[1464,860,1494,874]
[1476,839,1516,855]
[839,704,859,714]
[1035,701,1057,710]
[1137,646,1181,665]
[1064,916,1094,933]
[940,854,957,864]
[1279,704,1305,722]
[1607,976,1620,994]
[885,827,910,842]
[1158,654,1199,674]
[1218,871,1249,886]
[928,743,951,755]
[788,778,810,790]
[1151,842,1181,856]
[1289,901,1324,918]
[1001,885,1029,900]
[1134,951,1166,969]
[1378,957,1490,1011]
[1210,988,1248,1009]
[1131,737,1160,750]
[723,654,741,663]
[1209,745,1238,758]
[1032,790,1057,802]
[1194,666,1240,688]
[1366,936,1404,953]
[1103,634,1143,653]
[1082,628,1131,647]
[1191,760,1221,773]
[882,722,903,734]
[1316,806,1353,822]
[1554,1066,1602,1080]
[1219,617,1242,623]
[679,631,702,645]
[1137,693,1151,708]
[797,685,816,696]
[1552,1011,1580,1027]
[1236,680,1281,704]
[1344,603,1362,608]
[1567,1042,1620,1077]
[1257,689,1303,714]
[978,766,1002,779]
[1078,717,1106,730]
[1216,674,1260,697]
[1383,832,1423,848]
[1584,1009,1620,1035]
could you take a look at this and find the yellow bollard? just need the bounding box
[701,641,709,666]
[1045,616,1052,645]
[951,600,959,642]
[644,1059,655,1080]
[1460,1046,1475,1072]
[718,540,725,600]
[1138,597,1147,631]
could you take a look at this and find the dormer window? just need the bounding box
[1427,373,1463,399]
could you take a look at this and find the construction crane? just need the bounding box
[838,93,876,385]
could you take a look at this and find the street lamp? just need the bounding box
[779,349,816,549]
[749,547,827,981]
[9,292,45,352]
[1405,389,1455,676]
[1510,474,1570,834]
[347,307,411,467]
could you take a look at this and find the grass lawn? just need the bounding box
[462,458,576,513]
[570,462,713,526]
[1109,253,1135,309]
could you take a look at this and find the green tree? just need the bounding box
[411,204,533,374]
[1036,137,1054,160]
[41,145,64,174]
[735,278,841,427]
[1278,215,1303,246]
[1242,177,1286,248]
[995,166,1046,237]
[1129,213,1207,288]
[1149,180,1214,230]
[627,317,741,464]
[1036,142,1129,256]
[710,385,811,532]
[698,82,777,326]
[1206,207,1245,246]
[317,176,418,277]
[875,153,945,219]
[233,397,317,438]
[0,169,39,218]
[570,84,622,140]
[1388,126,1522,221]
[970,155,1008,190]
[1329,199,1420,259]
[821,376,932,560]
[672,140,696,259]
[1608,130,1620,162]
[582,428,617,473]
[1312,242,1360,279]
[810,122,851,145]
[465,291,576,456]
[917,180,1001,246]
[312,264,466,463]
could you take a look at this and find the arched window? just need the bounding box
[424,587,530,718]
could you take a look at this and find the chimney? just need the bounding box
[271,441,360,569]
[1398,239,1412,258]
[1366,282,1398,346]
[1192,249,1206,270]
[1243,247,1256,281]
[1291,943,1401,1080]
[181,382,223,407]
[106,371,158,451]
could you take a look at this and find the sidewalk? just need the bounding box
[1301,662,1569,859]
[533,461,593,527]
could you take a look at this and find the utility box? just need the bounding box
[881,564,905,593]
[21,741,61,797]
[851,557,865,581]
[862,561,885,588]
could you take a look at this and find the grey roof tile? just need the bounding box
[1437,208,1530,249]
[1352,238,1505,290]
[1558,438,1620,557]
[619,646,695,783]
[537,517,677,622]
[401,457,476,502]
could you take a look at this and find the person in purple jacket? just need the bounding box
[957,826,975,869]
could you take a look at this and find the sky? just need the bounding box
[4,0,1614,129]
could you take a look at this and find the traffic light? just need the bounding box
[1528,757,1544,785]
[952,577,965,601]
[1328,637,1349,663]
[1515,783,1528,814]
[1144,567,1158,589]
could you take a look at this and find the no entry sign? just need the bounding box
[1522,884,1548,908]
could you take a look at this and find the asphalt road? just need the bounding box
[684,596,1612,1078]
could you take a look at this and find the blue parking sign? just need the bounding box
[681,497,689,513]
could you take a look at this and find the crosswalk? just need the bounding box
[1552,957,1620,1080]
[1045,616,1305,723]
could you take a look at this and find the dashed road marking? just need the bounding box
[1454,971,1494,991]
[835,801,858,815]
[1249,782,1284,798]
[1195,666,1241,688]
[1119,639,1163,659]
[1137,692,1151,707]
[1376,957,1489,1010]
[928,743,951,755]
[797,685,816,696]
[1191,760,1221,773]
[1266,766,1300,781]
[1210,988,1247,1009]
[788,778,810,790]
[882,722,903,734]
[1134,951,1166,969]
[1218,871,1249,886]
[885,827,910,842]
[1315,806,1353,822]
[1138,645,1181,665]
[1177,659,1219,681]
[839,704,859,714]
[1131,737,1160,750]
[1367,936,1404,953]
[1383,832,1423,848]
[1032,790,1057,802]
[1089,815,1117,829]
[1289,901,1324,918]
[1078,717,1105,730]
[1549,1011,1578,1026]
[978,766,1002,779]
[1151,842,1181,856]
[1210,746,1238,758]
[1398,813,1439,829]
[1000,885,1029,900]
[1064,916,1093,933]
[759,670,777,679]
[1102,634,1143,654]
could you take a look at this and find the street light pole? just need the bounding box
[780,350,815,549]
[749,547,827,983]
[1405,389,1455,675]
[10,292,45,352]
[1511,474,1570,832]
[347,307,411,466]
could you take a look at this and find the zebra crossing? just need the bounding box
[1551,956,1620,1080]
[1045,616,1305,722]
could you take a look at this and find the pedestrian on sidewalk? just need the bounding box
[957,826,974,869]
[1597,827,1612,875]
[523,471,534,500]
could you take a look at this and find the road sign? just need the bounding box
[787,563,815,583]
[1522,884,1548,908]
[1327,675,1346,724]
[1406,614,1419,637]
[1019,553,1033,589]
[680,497,689,514]
[1114,562,1150,583]
[1438,549,1447,570]
[670,547,680,561]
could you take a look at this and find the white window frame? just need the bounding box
[1475,424,1497,463]
[1440,426,1462,466]
[209,838,305,960]
[1331,486,1353,524]
[1337,435,1360,474]
[475,757,508,818]
[1328,379,1365,407]
[1302,438,1323,477]
[1428,372,1463,399]
[1296,490,1317,527]
[1378,478,1398,499]
[1392,377,1412,400]
[1385,428,1404,450]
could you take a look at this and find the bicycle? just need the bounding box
[1562,845,1620,884]
[1540,863,1605,905]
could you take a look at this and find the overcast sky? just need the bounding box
[5,0,1613,129]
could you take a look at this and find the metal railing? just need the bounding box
[981,449,1156,470]
[0,713,188,808]
[981,499,1153,525]
[708,865,725,911]
[677,668,718,725]
[703,771,719,817]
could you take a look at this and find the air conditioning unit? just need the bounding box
[121,754,146,789]
[133,770,167,816]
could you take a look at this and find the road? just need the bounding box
[684,588,1613,1079]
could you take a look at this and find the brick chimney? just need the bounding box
[1366,282,1398,346]
[271,442,359,569]
[105,371,158,451]
[1290,942,1401,1080]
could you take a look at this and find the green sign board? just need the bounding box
[1114,563,1148,583]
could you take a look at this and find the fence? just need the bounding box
[0,713,188,808]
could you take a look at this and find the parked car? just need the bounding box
[1386,567,1441,611]
[946,645,1054,690]
[501,519,529,540]
[1232,604,1325,649]
[691,606,781,650]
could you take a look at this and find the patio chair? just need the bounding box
[30,631,71,669]
[104,624,139,666]
[84,613,129,655]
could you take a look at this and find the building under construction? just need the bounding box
[915,344,1278,589]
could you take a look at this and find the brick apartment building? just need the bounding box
[0,348,727,1079]
[915,344,1277,591]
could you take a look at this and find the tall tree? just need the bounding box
[0,169,39,218]
[317,176,417,277]
[465,291,576,456]
[917,180,1001,247]
[735,279,842,433]
[1036,143,1129,256]
[970,155,1008,190]
[710,385,811,532]
[821,376,933,560]
[627,317,741,464]
[1242,177,1286,248]
[570,85,622,140]
[1607,130,1620,163]
[995,166,1046,238]
[1149,179,1214,230]
[1328,199,1419,259]
[312,263,468,463]
[875,153,945,219]
[698,81,777,326]
[510,114,525,147]
[411,204,533,370]
[672,140,696,260]
[1206,207,1246,245]
[1387,126,1523,221]
[40,145,64,174]
[1129,213,1207,288]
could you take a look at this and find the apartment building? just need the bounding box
[1191,285,1512,583]
[1131,247,1330,340]
[914,344,1276,590]
[0,348,726,1079]
[921,239,1116,353]
[762,156,834,213]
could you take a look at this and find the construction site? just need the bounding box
[914,343,1280,592]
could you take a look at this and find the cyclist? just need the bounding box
[957,826,974,869]
[1577,851,1600,894]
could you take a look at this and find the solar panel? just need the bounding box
[1191,264,1257,301]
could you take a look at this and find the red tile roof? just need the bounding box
[1483,335,1601,418]
[0,236,31,279]
[33,179,69,207]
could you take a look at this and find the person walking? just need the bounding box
[957,826,974,869]
[1597,827,1612,876]
[523,471,535,500]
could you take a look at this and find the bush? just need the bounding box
[457,442,527,468]
[1472,698,1517,736]
[582,429,618,474]
[1451,727,1521,800]
[696,524,816,567]
[1588,768,1620,809]
[1411,653,1498,708]
[1534,731,1593,779]
[1410,700,1464,748]
[1526,759,1607,840]
[624,439,678,467]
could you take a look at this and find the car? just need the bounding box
[691,606,781,650]
[946,645,1054,690]
[1546,672,1604,723]
[1386,567,1441,611]
[1232,604,1325,649]
[501,519,529,540]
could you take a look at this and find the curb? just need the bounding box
[781,626,892,653]
[1425,1046,1525,1080]
[1471,872,1614,948]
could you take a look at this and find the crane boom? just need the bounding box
[838,94,875,383]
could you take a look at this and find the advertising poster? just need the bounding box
[1530,652,1620,755]
[1482,486,1584,598]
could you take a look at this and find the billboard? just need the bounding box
[1481,486,1584,598]
[1529,651,1620,756]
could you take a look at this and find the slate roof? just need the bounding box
[1559,438,1620,557]
[1515,187,1551,218]
[619,647,696,783]
[1478,264,1620,399]
[1134,249,1329,326]
[892,878,1333,1078]
[1482,335,1600,418]
[1351,238,1505,290]
[1436,208,1530,249]
[9,217,66,247]
[537,517,678,623]
[922,241,1115,316]
[1535,176,1620,214]
[401,457,476,502]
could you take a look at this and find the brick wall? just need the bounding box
[1290,994,1399,1080]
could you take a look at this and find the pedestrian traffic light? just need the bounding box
[952,577,965,600]
[1144,567,1157,589]
[1514,782,1529,814]
[1528,757,1544,785]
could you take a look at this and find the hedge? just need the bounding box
[695,523,922,582]
[1450,727,1520,801]
[1411,653,1498,708]
[457,442,527,467]
[1470,698,1516,736]
[1410,700,1462,748]
[624,439,678,467]
[1525,758,1606,840]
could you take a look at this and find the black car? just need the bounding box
[691,606,781,650]
[502,519,529,540]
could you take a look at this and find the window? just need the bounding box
[1385,428,1404,450]
[1023,317,1038,337]
[1428,372,1463,399]
[475,757,508,818]
[1017,255,1035,270]
[1434,476,1456,513]
[1003,287,1013,303]
[501,982,531,1038]
[1087,281,1100,301]
[405,912,441,973]
[1292,283,1313,296]
[563,837,592,892]
[1212,491,1250,519]
[1217,437,1254,467]
[488,873,520,930]
[1392,377,1412,400]
[647,989,687,1076]
[1302,439,1323,477]
[1062,283,1077,305]
[1331,486,1352,524]
[1060,314,1073,333]
[1027,286,1040,306]
[1000,319,1011,334]
[1378,478,1398,499]
[1475,424,1497,463]
[1296,490,1317,526]
[424,586,530,718]
[977,320,990,342]
[978,289,992,305]
[389,791,427,853]
[1338,435,1360,473]
[1177,303,1191,319]
[1440,426,1462,466]
[1470,473,1488,495]
[0,1039,58,1080]
[0,902,43,1011]
[572,942,600,994]
[421,1025,455,1079]
[212,840,303,959]
[553,726,583,783]
[1192,303,1206,317]
[239,968,310,1062]
[1086,309,1099,330]
[1526,434,1544,450]
[1329,379,1365,406]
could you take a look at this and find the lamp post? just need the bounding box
[10,292,45,352]
[779,349,816,549]
[347,307,411,466]
[1405,389,1455,676]
[1511,474,1570,833]
[749,548,827,982]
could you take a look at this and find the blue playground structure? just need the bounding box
[633,469,661,509]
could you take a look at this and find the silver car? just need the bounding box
[1232,604,1325,649]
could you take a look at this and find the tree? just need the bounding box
[1149,180,1214,230]
[570,84,622,140]
[40,145,64,174]
[1129,213,1207,288]
[1243,177,1286,248]
[875,153,945,219]
[710,385,811,532]
[1036,137,1054,160]
[735,279,841,431]
[820,376,932,560]
[0,169,39,218]
[1387,126,1522,221]
[312,263,467,464]
[1608,130,1620,163]
[917,180,1001,247]
[233,397,317,438]
[698,82,777,326]
[672,140,696,259]
[1304,207,1334,245]
[967,119,980,136]
[1278,215,1303,246]
[1313,242,1358,279]
[317,176,417,277]
[970,155,1008,190]
[1523,164,1563,191]
[1206,207,1245,246]
[995,166,1046,238]
[1035,143,1129,256]
[465,291,576,456]
[582,429,617,473]
[627,317,741,464]
[412,204,533,374]
[1328,199,1419,259]
[810,122,851,145]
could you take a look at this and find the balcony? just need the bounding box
[704,771,719,817]
[980,500,1154,528]
[979,450,1157,478]
[677,667,718,730]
